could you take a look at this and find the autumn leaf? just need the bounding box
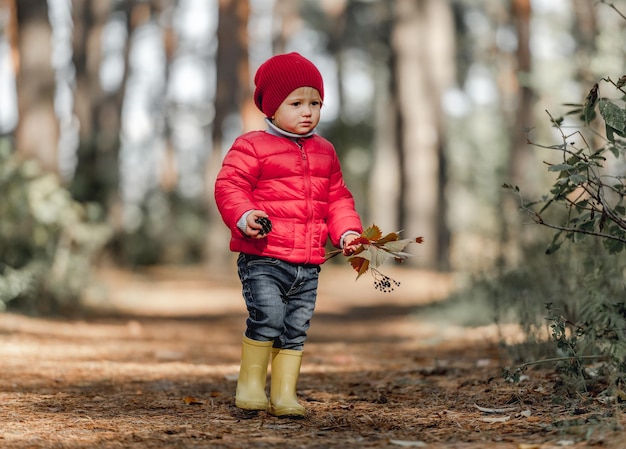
[376,232,401,245]
[361,224,382,241]
[352,236,371,246]
[370,246,395,268]
[183,396,203,405]
[380,238,414,255]
[349,256,369,279]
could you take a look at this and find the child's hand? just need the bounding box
[246,210,271,239]
[342,233,360,256]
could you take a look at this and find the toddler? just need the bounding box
[214,52,362,417]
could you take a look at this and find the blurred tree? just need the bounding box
[213,0,254,137]
[509,0,533,181]
[570,0,605,151]
[367,2,402,239]
[572,0,598,77]
[391,0,455,269]
[205,0,251,270]
[496,0,536,268]
[508,0,533,188]
[70,0,128,209]
[14,0,58,171]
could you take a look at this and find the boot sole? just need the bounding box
[268,405,306,418]
[235,400,269,411]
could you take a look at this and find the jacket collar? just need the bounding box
[264,118,316,139]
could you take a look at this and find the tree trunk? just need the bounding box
[508,0,533,189]
[213,0,252,142]
[206,0,251,271]
[70,0,126,206]
[391,0,454,269]
[496,0,535,268]
[369,3,400,235]
[14,0,57,171]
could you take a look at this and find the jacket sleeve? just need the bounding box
[326,151,363,247]
[214,137,261,234]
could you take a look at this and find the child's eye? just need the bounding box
[292,101,301,107]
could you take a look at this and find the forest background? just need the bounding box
[1,0,626,377]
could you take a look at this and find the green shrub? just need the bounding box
[0,139,112,314]
[502,75,626,395]
[505,75,626,255]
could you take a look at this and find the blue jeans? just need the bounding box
[237,254,321,351]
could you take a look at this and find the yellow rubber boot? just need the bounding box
[268,348,306,418]
[235,336,273,410]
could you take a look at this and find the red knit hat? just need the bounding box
[253,52,324,118]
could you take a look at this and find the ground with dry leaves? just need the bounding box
[0,263,624,449]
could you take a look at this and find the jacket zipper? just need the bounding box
[296,138,313,262]
[296,138,306,159]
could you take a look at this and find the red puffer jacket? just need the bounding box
[215,130,362,265]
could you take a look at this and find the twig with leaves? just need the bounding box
[504,75,626,255]
[326,225,423,292]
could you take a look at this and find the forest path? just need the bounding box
[0,264,621,448]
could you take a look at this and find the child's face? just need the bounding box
[272,87,322,135]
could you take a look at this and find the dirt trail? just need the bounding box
[0,264,623,448]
